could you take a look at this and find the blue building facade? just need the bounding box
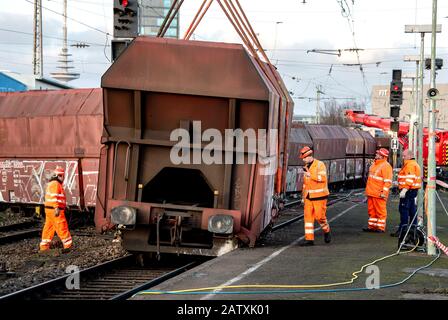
[0,72,27,92]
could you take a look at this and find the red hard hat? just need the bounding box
[300,146,313,159]
[376,148,389,158]
[54,166,65,176]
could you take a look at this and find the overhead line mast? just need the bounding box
[33,0,43,78]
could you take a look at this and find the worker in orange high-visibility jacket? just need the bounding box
[299,146,331,246]
[39,166,72,252]
[390,149,422,237]
[363,148,393,233]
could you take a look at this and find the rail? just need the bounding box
[0,221,41,245]
[0,254,198,300]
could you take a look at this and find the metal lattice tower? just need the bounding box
[50,0,79,82]
[33,0,43,78]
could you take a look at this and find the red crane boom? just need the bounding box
[345,109,448,166]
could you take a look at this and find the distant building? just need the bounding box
[292,114,317,124]
[0,71,72,92]
[371,83,448,130]
[139,0,179,38]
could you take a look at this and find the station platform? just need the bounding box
[132,192,448,300]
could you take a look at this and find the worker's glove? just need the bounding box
[399,188,408,199]
[379,192,386,199]
[54,207,60,218]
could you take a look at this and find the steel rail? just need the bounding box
[0,221,38,233]
[111,261,197,300]
[0,254,198,300]
[0,221,41,245]
[271,191,360,232]
[0,255,134,300]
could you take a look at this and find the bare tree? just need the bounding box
[320,99,366,126]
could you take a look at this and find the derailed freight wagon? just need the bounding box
[95,37,293,256]
[0,89,103,214]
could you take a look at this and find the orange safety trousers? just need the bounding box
[367,196,387,231]
[39,209,72,250]
[304,199,330,241]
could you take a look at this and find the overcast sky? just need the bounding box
[1,0,448,115]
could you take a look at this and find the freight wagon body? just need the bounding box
[359,130,376,180]
[343,128,364,183]
[96,37,293,256]
[0,89,103,212]
[286,124,348,193]
[286,124,312,193]
[286,124,377,193]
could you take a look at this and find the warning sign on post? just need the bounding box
[391,138,399,151]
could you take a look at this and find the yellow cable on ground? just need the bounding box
[141,241,419,295]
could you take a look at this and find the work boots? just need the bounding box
[324,232,332,244]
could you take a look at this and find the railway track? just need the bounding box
[0,254,199,300]
[272,189,365,232]
[0,221,41,245]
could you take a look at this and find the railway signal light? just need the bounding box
[390,80,403,106]
[390,120,400,133]
[390,106,400,118]
[113,0,138,38]
[425,58,443,70]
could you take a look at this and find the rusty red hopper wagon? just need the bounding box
[95,37,293,256]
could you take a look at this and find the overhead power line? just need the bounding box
[335,0,371,99]
[0,27,110,47]
[23,0,111,36]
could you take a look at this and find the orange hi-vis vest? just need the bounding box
[44,180,66,209]
[365,158,393,198]
[398,159,422,190]
[303,159,330,199]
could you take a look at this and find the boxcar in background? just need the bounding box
[0,89,103,214]
[286,125,378,194]
[305,124,348,187]
[359,130,376,180]
[286,124,313,193]
[343,128,364,186]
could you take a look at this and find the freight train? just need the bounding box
[0,89,103,216]
[286,123,376,195]
[0,37,380,256]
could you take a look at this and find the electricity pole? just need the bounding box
[33,0,43,78]
[316,85,323,124]
[402,70,417,152]
[405,24,441,228]
[426,0,439,256]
